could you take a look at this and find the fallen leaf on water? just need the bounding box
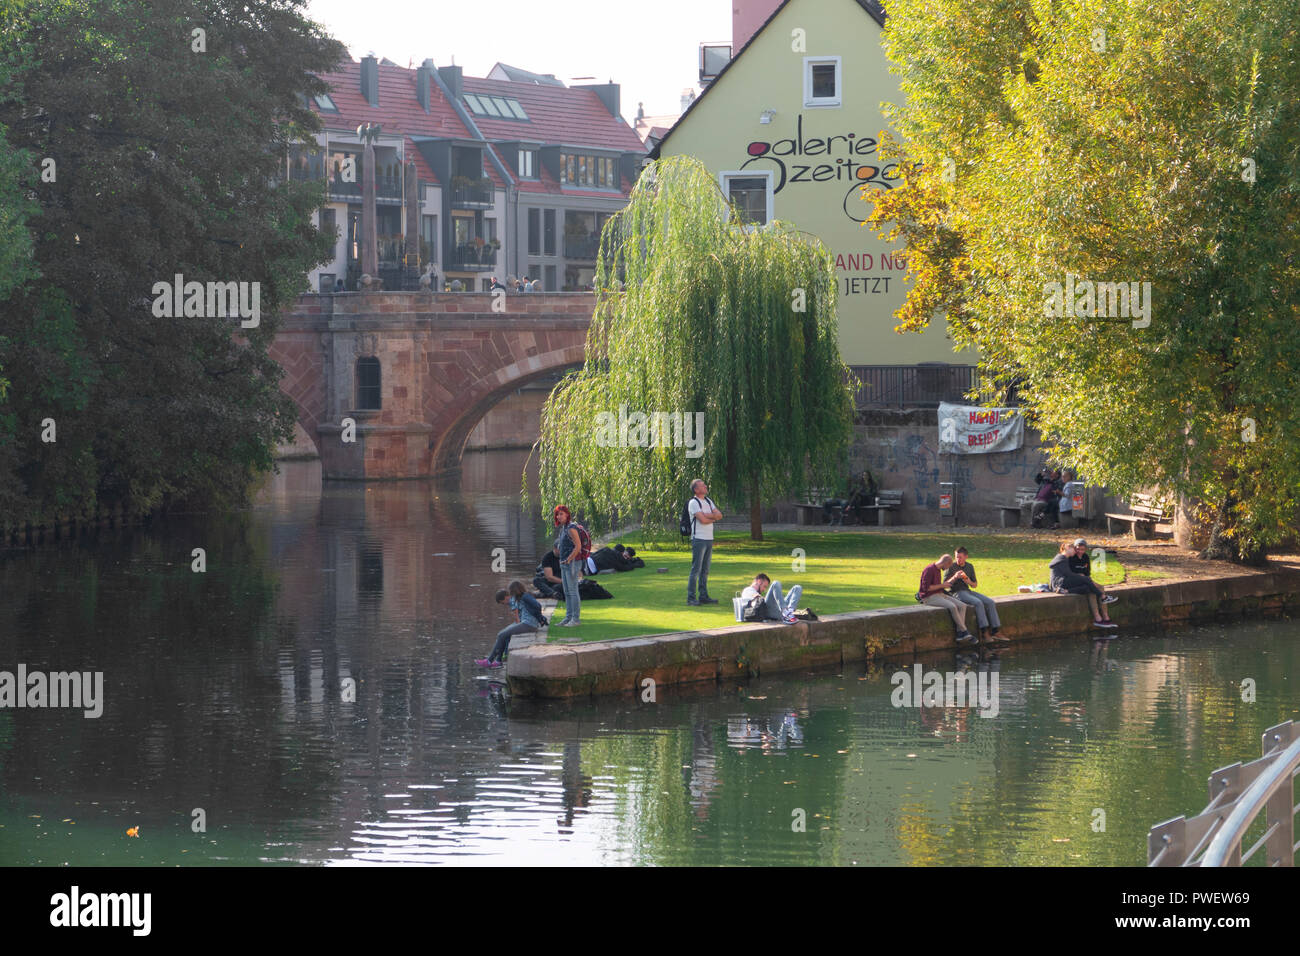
[1052,837,1070,843]
[748,695,767,700]
[126,826,139,838]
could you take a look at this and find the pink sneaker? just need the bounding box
[475,658,503,668]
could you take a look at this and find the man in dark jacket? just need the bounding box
[1069,538,1117,604]
[1049,542,1117,631]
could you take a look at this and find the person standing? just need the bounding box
[917,554,976,645]
[944,546,1008,643]
[552,505,583,626]
[687,479,721,605]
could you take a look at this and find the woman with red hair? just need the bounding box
[552,505,583,626]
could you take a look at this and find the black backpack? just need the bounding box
[679,496,714,539]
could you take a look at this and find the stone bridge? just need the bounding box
[270,291,592,478]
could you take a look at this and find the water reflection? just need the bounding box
[0,454,1297,866]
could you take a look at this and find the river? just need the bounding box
[1,452,1296,865]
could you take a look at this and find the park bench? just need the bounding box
[996,486,1042,527]
[794,487,836,525]
[858,489,904,526]
[1105,493,1175,539]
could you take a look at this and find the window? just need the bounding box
[557,152,617,188]
[543,209,556,256]
[517,149,536,179]
[313,93,337,112]
[319,208,337,244]
[720,171,773,226]
[356,357,381,410]
[421,214,437,262]
[544,265,556,291]
[528,208,540,256]
[463,94,528,119]
[803,56,842,108]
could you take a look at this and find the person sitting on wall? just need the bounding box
[1049,540,1117,634]
[943,546,1009,643]
[917,554,976,645]
[1068,538,1117,604]
[740,573,801,624]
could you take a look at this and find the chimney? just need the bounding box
[439,64,463,100]
[576,82,620,119]
[635,101,645,123]
[680,89,696,113]
[416,59,433,112]
[360,53,379,106]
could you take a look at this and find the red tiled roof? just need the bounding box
[462,76,646,153]
[313,59,475,186]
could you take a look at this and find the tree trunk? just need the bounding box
[750,487,763,541]
[1199,490,1267,566]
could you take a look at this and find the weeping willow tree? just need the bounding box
[529,155,856,541]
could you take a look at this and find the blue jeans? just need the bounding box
[560,559,581,622]
[688,539,713,600]
[954,589,1000,629]
[766,580,802,619]
[490,621,536,662]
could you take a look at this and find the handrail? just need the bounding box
[1202,726,1300,867]
[1149,720,1298,867]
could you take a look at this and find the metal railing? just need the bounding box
[847,365,977,408]
[1149,720,1300,866]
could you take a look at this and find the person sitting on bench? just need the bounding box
[740,573,801,623]
[1049,541,1117,632]
[917,554,976,645]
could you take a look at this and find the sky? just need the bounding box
[303,0,734,126]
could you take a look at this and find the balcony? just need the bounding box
[327,173,403,202]
[564,235,601,260]
[451,177,494,209]
[447,243,498,271]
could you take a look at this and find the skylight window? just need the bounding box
[313,93,337,112]
[462,94,529,120]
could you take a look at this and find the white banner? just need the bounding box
[938,403,1024,455]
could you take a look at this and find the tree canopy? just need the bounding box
[868,0,1300,561]
[0,0,344,522]
[532,155,856,540]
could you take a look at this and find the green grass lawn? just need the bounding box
[547,531,1140,643]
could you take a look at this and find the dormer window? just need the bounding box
[517,149,537,178]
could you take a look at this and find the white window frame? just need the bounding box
[803,56,842,108]
[718,170,774,229]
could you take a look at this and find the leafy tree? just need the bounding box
[0,0,344,522]
[868,0,1300,562]
[532,155,856,540]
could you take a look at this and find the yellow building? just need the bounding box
[654,0,976,391]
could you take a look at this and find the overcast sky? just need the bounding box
[304,0,733,124]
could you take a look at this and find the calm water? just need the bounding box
[1,453,1296,866]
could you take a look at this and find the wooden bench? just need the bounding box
[794,486,836,525]
[997,486,1041,527]
[857,489,904,526]
[1106,493,1175,539]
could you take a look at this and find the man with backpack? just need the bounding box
[685,479,722,606]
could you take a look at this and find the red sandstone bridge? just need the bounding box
[271,291,592,478]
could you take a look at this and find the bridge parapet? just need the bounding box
[271,291,593,478]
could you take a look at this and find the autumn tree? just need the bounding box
[868,0,1300,562]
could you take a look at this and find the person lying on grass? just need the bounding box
[740,573,801,624]
[1049,541,1117,634]
[477,581,545,669]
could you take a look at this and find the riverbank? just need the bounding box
[507,562,1300,698]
